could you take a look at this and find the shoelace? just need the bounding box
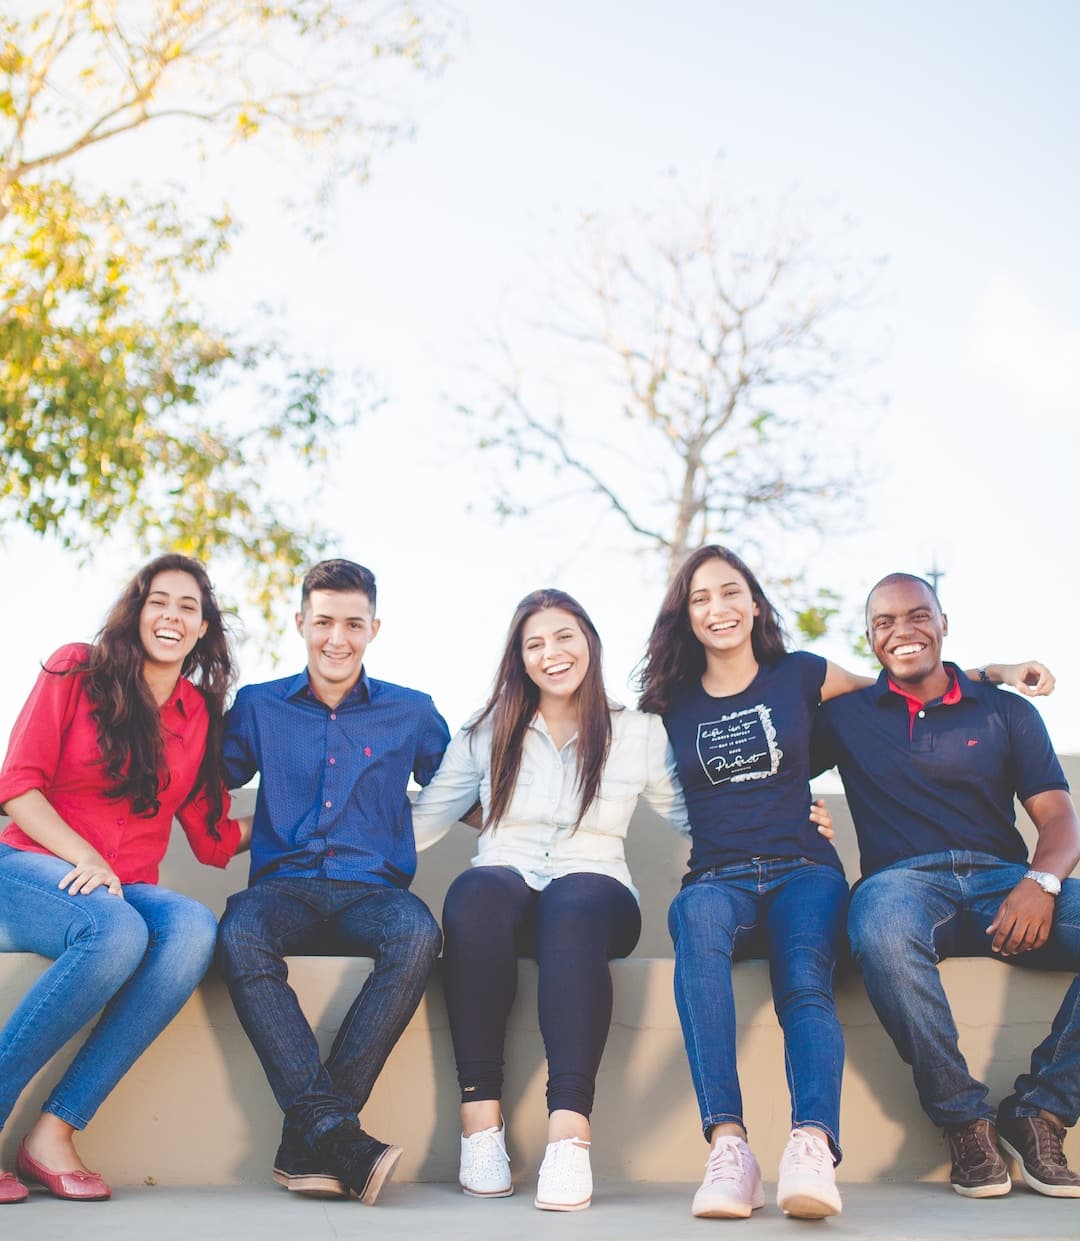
[1031,1118,1068,1168]
[466,1127,510,1169]
[951,1122,995,1167]
[704,1142,747,1185]
[783,1132,830,1174]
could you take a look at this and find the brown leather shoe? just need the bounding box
[997,1110,1080,1198]
[945,1118,1011,1197]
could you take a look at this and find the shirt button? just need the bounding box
[116,817,125,826]
[327,849,335,858]
[917,710,926,718]
[330,713,337,721]
[329,757,336,765]
[324,800,332,809]
[107,850,117,860]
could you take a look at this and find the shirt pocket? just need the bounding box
[581,777,639,836]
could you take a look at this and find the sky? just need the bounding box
[2,0,1079,753]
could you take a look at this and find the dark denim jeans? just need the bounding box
[668,857,849,1158]
[216,876,441,1142]
[848,850,1080,1128]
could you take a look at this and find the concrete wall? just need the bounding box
[0,757,1077,1186]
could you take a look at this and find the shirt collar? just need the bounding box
[875,661,972,708]
[285,666,372,706]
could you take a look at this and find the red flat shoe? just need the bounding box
[0,1172,29,1204]
[17,1140,111,1201]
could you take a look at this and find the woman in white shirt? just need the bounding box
[410,589,687,1212]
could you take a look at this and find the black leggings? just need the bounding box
[442,867,641,1117]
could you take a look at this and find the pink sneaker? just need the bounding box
[777,1129,842,1218]
[691,1136,765,1219]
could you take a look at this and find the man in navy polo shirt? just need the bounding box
[817,573,1080,1199]
[217,559,450,1204]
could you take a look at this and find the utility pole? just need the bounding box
[926,558,945,595]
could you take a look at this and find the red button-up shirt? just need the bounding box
[0,644,240,883]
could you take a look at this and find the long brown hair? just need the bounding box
[72,554,235,828]
[637,546,788,715]
[467,589,615,832]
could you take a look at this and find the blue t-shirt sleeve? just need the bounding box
[795,650,829,704]
[1005,695,1069,802]
[413,697,451,788]
[223,689,259,790]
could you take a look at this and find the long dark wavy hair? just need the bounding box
[466,589,616,832]
[67,554,235,827]
[637,546,788,715]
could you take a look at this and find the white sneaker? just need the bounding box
[534,1138,592,1211]
[776,1129,842,1218]
[691,1136,765,1219]
[459,1125,512,1198]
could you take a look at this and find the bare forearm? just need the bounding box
[1,789,105,866]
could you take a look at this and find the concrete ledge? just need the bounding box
[2,953,1076,1186]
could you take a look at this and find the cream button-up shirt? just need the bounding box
[411,705,688,901]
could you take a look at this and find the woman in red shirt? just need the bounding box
[0,554,247,1204]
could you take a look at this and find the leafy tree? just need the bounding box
[458,195,883,641]
[1,1,451,626]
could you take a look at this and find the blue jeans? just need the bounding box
[668,858,849,1158]
[0,845,218,1130]
[216,876,441,1142]
[848,850,1080,1128]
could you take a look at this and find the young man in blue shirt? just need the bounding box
[217,559,450,1204]
[817,573,1080,1200]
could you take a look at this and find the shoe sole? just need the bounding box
[950,1174,1012,1198]
[692,1192,765,1219]
[778,1191,842,1219]
[533,1195,591,1211]
[462,1183,514,1198]
[272,1168,348,1198]
[355,1144,403,1206]
[998,1136,1080,1198]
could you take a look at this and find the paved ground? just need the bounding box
[5,1181,1078,1241]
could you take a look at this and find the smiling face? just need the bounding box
[138,569,208,670]
[296,588,380,706]
[520,607,591,706]
[687,558,759,657]
[867,577,949,691]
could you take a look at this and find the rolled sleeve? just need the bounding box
[0,647,86,810]
[411,725,484,851]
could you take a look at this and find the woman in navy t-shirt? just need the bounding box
[638,545,870,1222]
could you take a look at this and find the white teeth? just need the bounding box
[893,644,925,656]
[155,629,181,642]
[546,663,571,675]
[708,621,738,632]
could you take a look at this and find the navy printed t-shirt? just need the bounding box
[663,650,842,880]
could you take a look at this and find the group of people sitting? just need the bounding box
[0,549,1077,1221]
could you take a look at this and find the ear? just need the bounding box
[198,619,209,640]
[369,617,381,641]
[295,611,305,636]
[940,612,948,637]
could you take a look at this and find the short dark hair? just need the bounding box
[300,559,377,612]
[864,572,941,627]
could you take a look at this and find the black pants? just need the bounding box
[442,866,641,1117]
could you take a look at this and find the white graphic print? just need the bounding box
[696,705,782,785]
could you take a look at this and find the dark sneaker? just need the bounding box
[997,1110,1080,1198]
[272,1126,347,1198]
[946,1118,1011,1198]
[312,1120,403,1205]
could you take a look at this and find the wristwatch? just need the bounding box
[1023,869,1062,896]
